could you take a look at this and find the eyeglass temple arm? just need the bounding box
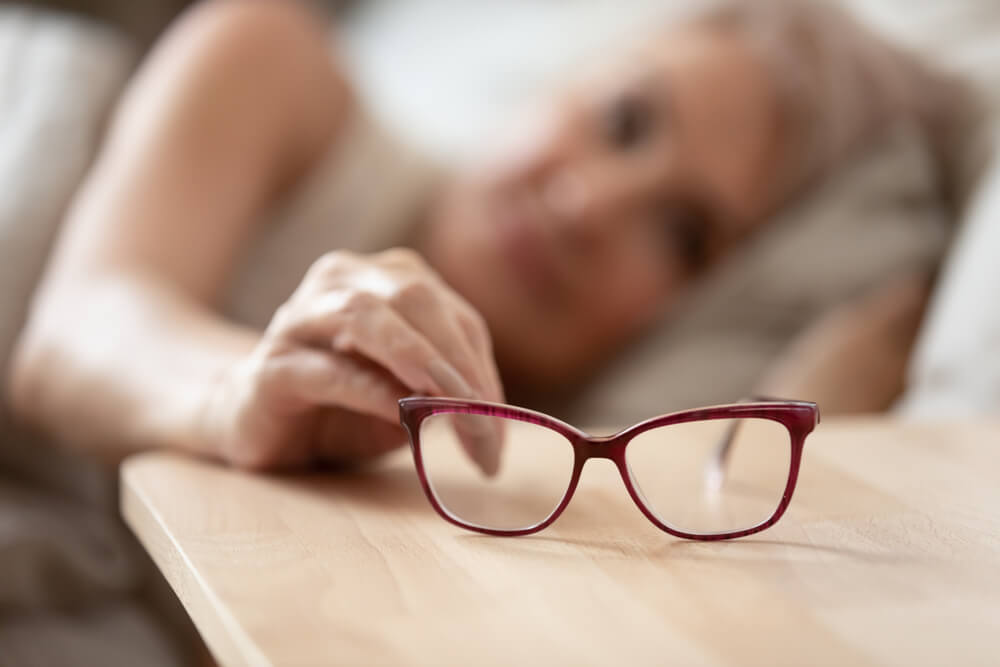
[705,395,800,490]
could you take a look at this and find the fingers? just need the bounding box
[272,292,457,395]
[248,344,412,464]
[313,409,408,462]
[262,345,408,423]
[450,413,505,477]
[391,286,504,404]
[327,304,505,476]
[333,305,506,476]
[265,249,508,474]
[272,299,503,474]
[297,249,503,400]
[331,300,478,399]
[456,307,506,404]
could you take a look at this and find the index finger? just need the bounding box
[326,302,503,475]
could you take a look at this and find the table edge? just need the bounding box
[120,454,271,667]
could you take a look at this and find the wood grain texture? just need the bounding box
[121,418,1000,666]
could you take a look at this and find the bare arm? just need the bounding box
[8,1,504,472]
[7,1,348,462]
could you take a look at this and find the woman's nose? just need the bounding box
[542,162,661,248]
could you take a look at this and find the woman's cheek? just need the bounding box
[592,269,664,337]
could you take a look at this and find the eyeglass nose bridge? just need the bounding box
[573,434,629,463]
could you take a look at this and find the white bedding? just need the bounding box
[0,7,134,379]
[340,0,1000,159]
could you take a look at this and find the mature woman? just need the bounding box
[9,0,964,471]
[1,0,966,659]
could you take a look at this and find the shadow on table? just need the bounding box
[274,453,579,522]
[486,534,915,565]
[267,458,913,566]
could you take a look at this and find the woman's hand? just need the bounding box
[206,248,505,471]
[757,272,932,414]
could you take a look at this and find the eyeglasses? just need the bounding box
[398,397,818,540]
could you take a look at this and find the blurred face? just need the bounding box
[422,25,787,390]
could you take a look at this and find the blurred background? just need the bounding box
[9,0,1000,156]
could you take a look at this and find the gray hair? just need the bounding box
[691,0,977,207]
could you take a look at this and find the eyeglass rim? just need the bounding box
[398,397,818,541]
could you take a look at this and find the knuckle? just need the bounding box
[240,346,287,400]
[267,302,297,336]
[340,288,379,314]
[330,329,359,354]
[392,277,437,310]
[379,247,426,270]
[256,351,294,389]
[308,250,355,280]
[328,292,379,353]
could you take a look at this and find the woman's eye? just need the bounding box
[602,93,652,150]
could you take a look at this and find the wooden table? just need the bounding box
[121,418,1000,666]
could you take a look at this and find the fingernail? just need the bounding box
[428,358,476,399]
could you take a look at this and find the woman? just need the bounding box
[1,0,968,662]
[8,0,964,473]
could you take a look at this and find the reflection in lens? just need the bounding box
[419,413,574,531]
[626,418,791,535]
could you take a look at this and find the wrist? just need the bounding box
[192,361,243,462]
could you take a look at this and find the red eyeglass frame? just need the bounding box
[399,397,819,541]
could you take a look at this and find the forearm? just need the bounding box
[9,272,258,462]
[3,1,349,463]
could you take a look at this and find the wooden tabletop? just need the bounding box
[121,418,1000,667]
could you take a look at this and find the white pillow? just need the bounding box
[897,121,1000,417]
[0,7,134,383]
